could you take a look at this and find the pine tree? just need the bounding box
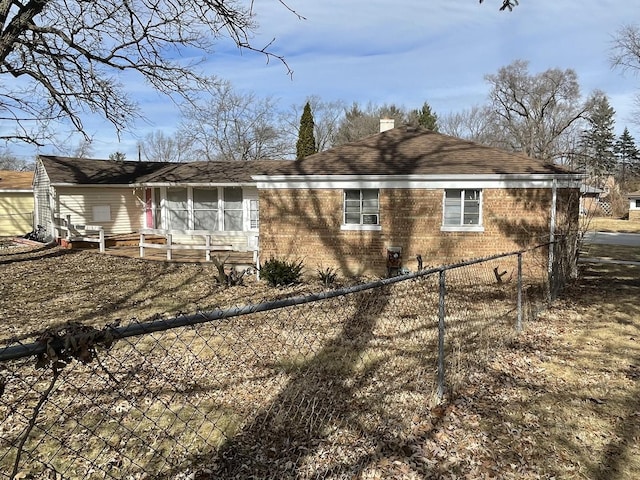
[296,102,317,160]
[411,102,439,131]
[614,127,640,182]
[580,94,616,180]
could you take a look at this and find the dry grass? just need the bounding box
[587,216,640,233]
[1,243,639,478]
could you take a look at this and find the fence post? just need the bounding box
[517,252,523,333]
[437,269,446,402]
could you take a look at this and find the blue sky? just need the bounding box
[28,0,640,159]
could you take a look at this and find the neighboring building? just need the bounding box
[0,170,34,237]
[33,124,582,277]
[579,184,603,216]
[628,191,640,222]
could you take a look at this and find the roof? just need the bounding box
[581,184,603,195]
[38,128,578,187]
[266,127,577,177]
[628,190,640,198]
[136,160,293,184]
[39,156,293,185]
[39,156,169,185]
[0,170,34,190]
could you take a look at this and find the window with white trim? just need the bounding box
[443,189,482,227]
[166,187,189,230]
[223,187,243,231]
[193,188,218,230]
[344,189,379,225]
[249,199,259,229]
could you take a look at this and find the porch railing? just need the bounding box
[138,228,237,262]
[54,214,105,252]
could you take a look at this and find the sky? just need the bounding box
[19,0,640,160]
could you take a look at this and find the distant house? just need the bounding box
[33,124,582,276]
[579,184,603,216]
[628,191,640,222]
[0,170,34,237]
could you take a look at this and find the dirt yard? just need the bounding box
[1,242,640,479]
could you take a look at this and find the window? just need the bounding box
[223,187,243,231]
[166,188,189,230]
[193,188,218,230]
[249,199,259,229]
[636,199,640,208]
[344,189,379,225]
[443,189,482,230]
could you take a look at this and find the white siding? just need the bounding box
[57,187,144,235]
[33,161,53,239]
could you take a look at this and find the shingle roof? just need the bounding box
[40,156,168,185]
[39,128,577,186]
[136,160,293,184]
[0,170,33,190]
[39,156,293,185]
[270,127,576,176]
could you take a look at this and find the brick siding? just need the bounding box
[259,187,579,277]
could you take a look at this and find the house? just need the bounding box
[254,124,582,276]
[628,191,640,221]
[579,184,603,216]
[33,155,289,253]
[0,170,34,237]
[33,124,582,277]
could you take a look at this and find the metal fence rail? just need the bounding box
[0,242,569,479]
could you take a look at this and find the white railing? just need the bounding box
[54,214,105,252]
[139,228,234,261]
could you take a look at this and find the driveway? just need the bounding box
[582,231,640,246]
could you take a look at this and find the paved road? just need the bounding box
[582,231,640,246]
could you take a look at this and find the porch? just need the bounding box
[63,233,257,267]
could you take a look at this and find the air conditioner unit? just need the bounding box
[362,214,378,225]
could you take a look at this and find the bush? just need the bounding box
[317,266,339,287]
[260,257,304,287]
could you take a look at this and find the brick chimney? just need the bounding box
[379,118,395,133]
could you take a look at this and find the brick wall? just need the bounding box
[630,209,640,222]
[259,187,578,277]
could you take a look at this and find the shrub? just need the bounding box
[317,266,339,287]
[260,257,304,287]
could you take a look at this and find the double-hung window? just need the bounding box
[166,187,189,230]
[442,189,483,231]
[223,187,243,231]
[193,188,218,230]
[343,189,380,230]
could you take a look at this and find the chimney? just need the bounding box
[379,118,395,133]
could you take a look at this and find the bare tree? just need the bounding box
[485,60,591,162]
[0,149,33,171]
[0,0,297,147]
[439,105,498,144]
[334,102,411,145]
[179,80,290,161]
[611,24,640,125]
[139,130,193,163]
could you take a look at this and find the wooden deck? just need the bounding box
[65,233,256,266]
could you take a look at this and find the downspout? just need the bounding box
[548,178,558,301]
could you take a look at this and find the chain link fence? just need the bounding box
[0,241,571,479]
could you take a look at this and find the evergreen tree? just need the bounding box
[410,102,439,131]
[614,127,640,181]
[580,94,616,179]
[296,102,317,160]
